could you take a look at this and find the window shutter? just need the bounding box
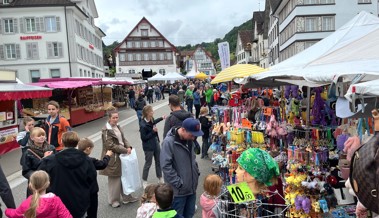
[39,17,45,32]
[35,17,40,32]
[0,19,2,34]
[32,43,38,59]
[26,43,32,59]
[56,17,61,32]
[47,42,53,58]
[58,42,63,57]
[0,45,4,60]
[19,18,24,33]
[15,44,20,59]
[13,18,18,33]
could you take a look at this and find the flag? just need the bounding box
[218,42,230,70]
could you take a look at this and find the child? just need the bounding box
[22,127,55,197]
[198,107,212,159]
[5,170,72,218]
[17,116,35,154]
[44,101,71,151]
[136,184,159,218]
[200,174,223,218]
[153,184,182,218]
[77,138,113,218]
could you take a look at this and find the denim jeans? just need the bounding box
[186,100,193,114]
[136,110,143,124]
[129,98,135,109]
[172,194,196,218]
[201,136,210,158]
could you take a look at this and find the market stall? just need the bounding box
[0,70,52,154]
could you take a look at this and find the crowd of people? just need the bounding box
[0,79,225,218]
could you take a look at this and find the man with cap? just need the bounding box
[160,118,203,218]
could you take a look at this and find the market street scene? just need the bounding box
[1,0,379,217]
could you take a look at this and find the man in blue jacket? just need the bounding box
[160,118,203,218]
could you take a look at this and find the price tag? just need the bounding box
[227,182,255,203]
[263,107,273,116]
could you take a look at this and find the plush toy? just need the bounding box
[302,197,311,213]
[266,115,278,138]
[311,87,326,126]
[291,85,299,98]
[312,201,320,213]
[343,136,361,161]
[336,133,349,152]
[288,112,296,125]
[291,98,301,117]
[285,85,291,99]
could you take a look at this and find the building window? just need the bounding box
[47,42,63,58]
[50,69,60,78]
[143,53,149,60]
[143,41,148,48]
[136,53,141,61]
[30,70,40,82]
[358,0,371,3]
[25,18,36,32]
[158,41,163,47]
[5,44,20,59]
[166,52,172,60]
[3,19,15,33]
[303,0,319,4]
[26,42,39,59]
[3,0,10,4]
[119,53,126,61]
[80,69,83,77]
[45,16,59,32]
[159,53,164,60]
[152,53,157,60]
[127,41,132,48]
[159,69,165,75]
[305,17,318,32]
[150,41,156,47]
[322,16,335,31]
[129,69,135,74]
[127,53,133,61]
[141,29,148,37]
[135,41,140,48]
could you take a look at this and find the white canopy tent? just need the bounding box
[147,73,165,81]
[345,79,379,101]
[251,11,379,85]
[186,69,198,79]
[162,72,186,81]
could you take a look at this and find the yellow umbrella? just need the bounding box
[211,64,267,84]
[195,72,208,80]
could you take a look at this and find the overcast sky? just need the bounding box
[94,0,263,46]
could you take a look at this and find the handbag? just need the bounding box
[193,140,201,155]
[120,149,142,195]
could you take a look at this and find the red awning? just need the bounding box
[31,80,96,89]
[0,83,52,101]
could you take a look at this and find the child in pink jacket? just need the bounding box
[200,174,223,218]
[5,170,72,218]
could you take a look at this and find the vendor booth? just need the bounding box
[0,70,52,154]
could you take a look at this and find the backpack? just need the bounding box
[349,117,379,213]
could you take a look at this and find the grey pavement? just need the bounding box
[1,95,213,218]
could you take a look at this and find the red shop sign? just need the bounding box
[20,35,42,40]
[89,44,94,49]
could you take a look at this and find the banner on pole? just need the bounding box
[218,42,230,70]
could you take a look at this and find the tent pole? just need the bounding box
[306,86,311,127]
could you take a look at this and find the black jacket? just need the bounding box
[163,110,193,139]
[140,117,164,151]
[89,155,110,194]
[135,97,146,110]
[38,148,96,218]
[22,142,55,180]
[199,116,212,138]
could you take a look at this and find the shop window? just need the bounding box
[30,70,40,82]
[50,69,60,78]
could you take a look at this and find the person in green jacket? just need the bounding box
[153,184,183,218]
[184,85,194,114]
[204,84,213,111]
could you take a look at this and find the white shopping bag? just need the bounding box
[120,149,142,195]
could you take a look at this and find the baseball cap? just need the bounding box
[182,118,204,137]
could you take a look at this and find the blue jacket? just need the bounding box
[193,92,201,105]
[160,128,200,197]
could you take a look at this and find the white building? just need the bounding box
[114,17,178,79]
[271,0,378,62]
[251,11,270,69]
[235,30,253,65]
[181,46,216,75]
[0,0,105,83]
[267,0,281,66]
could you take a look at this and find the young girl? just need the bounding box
[44,101,71,151]
[200,174,223,218]
[5,170,72,218]
[17,117,35,164]
[22,127,55,196]
[136,184,159,218]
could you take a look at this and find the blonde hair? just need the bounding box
[61,131,79,148]
[142,105,153,120]
[47,100,60,109]
[203,174,223,196]
[23,117,34,126]
[140,184,159,204]
[24,171,50,218]
[30,127,46,138]
[200,107,209,116]
[77,138,94,151]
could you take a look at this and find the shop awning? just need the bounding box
[0,83,52,101]
[31,80,96,89]
[97,77,133,85]
[211,64,267,84]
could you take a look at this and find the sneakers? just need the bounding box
[122,195,139,204]
[158,177,164,184]
[143,180,148,189]
[111,202,120,208]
